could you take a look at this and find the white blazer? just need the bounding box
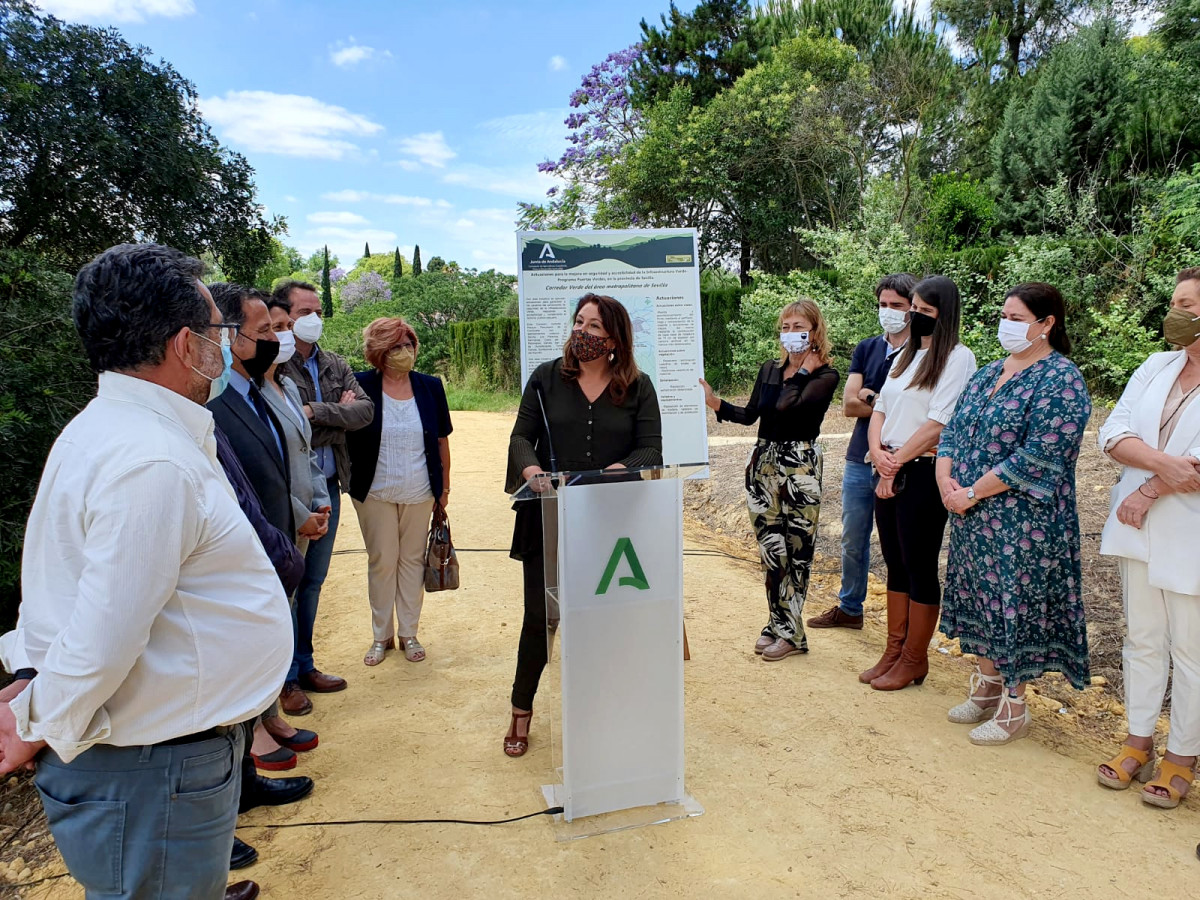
[1098,350,1200,595]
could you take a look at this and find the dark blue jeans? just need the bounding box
[35,728,244,899]
[289,475,340,681]
[837,459,877,617]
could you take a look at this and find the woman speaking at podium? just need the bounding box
[502,293,663,758]
[700,299,839,661]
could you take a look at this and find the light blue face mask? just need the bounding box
[193,328,233,402]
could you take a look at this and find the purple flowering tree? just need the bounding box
[518,44,645,230]
[339,271,391,312]
[329,266,346,284]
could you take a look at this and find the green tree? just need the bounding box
[252,239,305,291]
[0,249,94,629]
[426,256,445,273]
[392,247,403,280]
[305,248,338,272]
[363,241,371,260]
[0,1,274,268]
[990,19,1135,231]
[321,246,333,317]
[632,0,769,108]
[932,0,1087,77]
[412,244,422,276]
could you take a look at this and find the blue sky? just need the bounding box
[35,0,701,273]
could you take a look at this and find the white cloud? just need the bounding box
[394,159,422,172]
[199,91,383,160]
[396,131,456,169]
[301,227,400,264]
[320,190,443,207]
[441,164,558,202]
[329,39,392,68]
[477,110,568,153]
[283,195,299,203]
[549,55,568,72]
[36,0,193,23]
[307,211,369,225]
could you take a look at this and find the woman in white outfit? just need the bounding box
[1096,266,1200,809]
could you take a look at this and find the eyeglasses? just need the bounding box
[205,322,240,336]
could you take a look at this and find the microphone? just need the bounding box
[534,382,559,474]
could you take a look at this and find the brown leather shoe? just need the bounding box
[225,881,259,900]
[279,681,313,716]
[298,669,347,693]
[806,606,864,630]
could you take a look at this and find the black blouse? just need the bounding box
[717,360,840,442]
[505,358,664,494]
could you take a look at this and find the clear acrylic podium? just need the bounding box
[511,465,704,840]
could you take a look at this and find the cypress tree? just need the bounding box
[321,245,333,317]
[412,244,422,276]
[393,247,403,279]
[363,241,371,260]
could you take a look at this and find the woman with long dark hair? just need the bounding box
[700,299,839,660]
[937,283,1092,745]
[502,294,663,757]
[862,275,977,691]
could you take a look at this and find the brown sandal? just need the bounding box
[1141,759,1196,809]
[504,710,532,758]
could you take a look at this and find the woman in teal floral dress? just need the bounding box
[936,283,1092,746]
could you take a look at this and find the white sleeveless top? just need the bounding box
[367,394,433,504]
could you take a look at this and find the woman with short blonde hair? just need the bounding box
[701,297,840,660]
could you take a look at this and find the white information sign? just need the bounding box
[516,229,708,468]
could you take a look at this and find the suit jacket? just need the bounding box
[346,369,452,504]
[1099,350,1200,595]
[262,375,331,529]
[214,426,305,596]
[208,383,294,538]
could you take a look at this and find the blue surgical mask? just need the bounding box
[194,329,233,402]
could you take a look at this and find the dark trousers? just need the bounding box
[511,554,548,710]
[289,474,340,681]
[874,457,947,606]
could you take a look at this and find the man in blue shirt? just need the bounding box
[807,274,914,630]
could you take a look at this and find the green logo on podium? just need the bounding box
[596,537,649,594]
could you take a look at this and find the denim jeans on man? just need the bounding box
[838,459,877,617]
[289,475,340,681]
[35,727,245,900]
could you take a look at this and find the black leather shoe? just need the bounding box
[230,837,258,870]
[239,773,314,814]
[224,881,259,900]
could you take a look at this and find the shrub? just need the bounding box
[922,174,997,251]
[449,318,521,390]
[0,251,95,631]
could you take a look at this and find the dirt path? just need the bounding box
[21,411,1200,900]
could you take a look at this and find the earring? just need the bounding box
[608,352,615,362]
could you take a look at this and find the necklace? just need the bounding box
[1163,381,1200,433]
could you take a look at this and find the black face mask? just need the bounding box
[909,311,937,339]
[240,338,280,379]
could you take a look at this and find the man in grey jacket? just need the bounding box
[273,280,374,715]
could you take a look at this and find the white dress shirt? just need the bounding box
[367,394,433,505]
[1,372,293,761]
[876,344,977,449]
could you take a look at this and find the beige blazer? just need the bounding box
[1099,350,1200,595]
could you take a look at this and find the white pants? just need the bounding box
[1122,558,1200,756]
[354,496,435,641]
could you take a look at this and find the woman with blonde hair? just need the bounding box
[701,299,840,660]
[346,317,452,666]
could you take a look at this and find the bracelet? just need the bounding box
[1138,482,1159,500]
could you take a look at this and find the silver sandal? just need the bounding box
[364,638,394,666]
[401,636,426,662]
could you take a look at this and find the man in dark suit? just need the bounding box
[207,283,317,769]
[207,284,292,538]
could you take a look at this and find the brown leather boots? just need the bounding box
[859,592,941,691]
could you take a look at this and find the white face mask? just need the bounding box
[293,312,323,344]
[780,331,810,354]
[878,307,909,335]
[998,317,1043,354]
[273,329,297,365]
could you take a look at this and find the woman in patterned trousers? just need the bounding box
[701,300,840,660]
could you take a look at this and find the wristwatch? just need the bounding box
[966,487,976,503]
[866,392,877,406]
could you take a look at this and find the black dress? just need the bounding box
[505,358,663,708]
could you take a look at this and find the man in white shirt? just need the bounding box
[0,243,292,900]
